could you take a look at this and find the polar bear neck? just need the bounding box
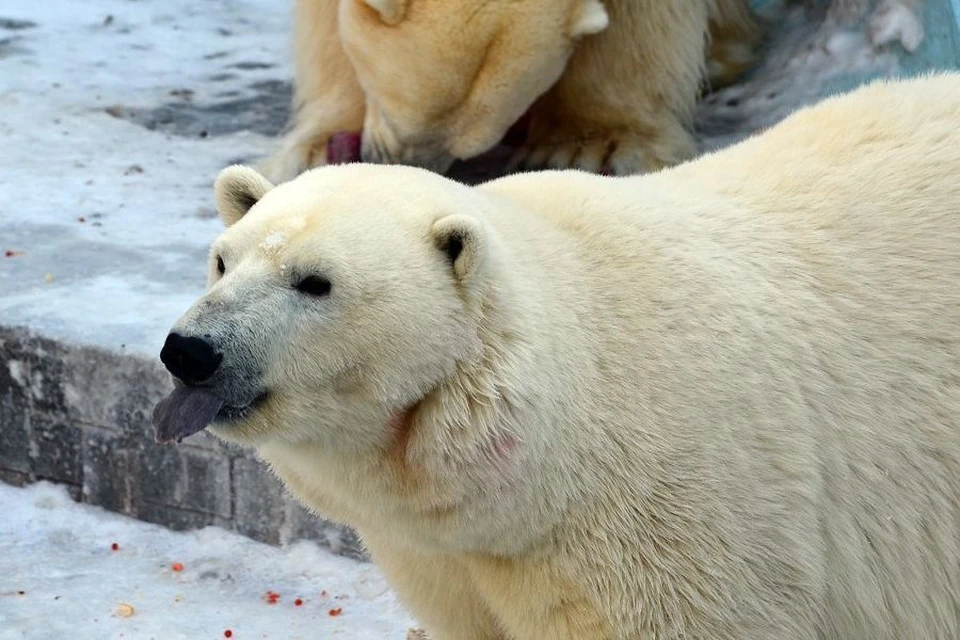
[377,219,588,541]
[393,275,534,475]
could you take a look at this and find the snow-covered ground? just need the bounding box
[0,482,415,639]
[0,0,294,357]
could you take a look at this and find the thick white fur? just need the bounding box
[261,0,759,180]
[195,74,960,639]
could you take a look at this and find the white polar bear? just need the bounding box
[154,73,960,639]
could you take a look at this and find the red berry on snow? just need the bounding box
[111,543,119,551]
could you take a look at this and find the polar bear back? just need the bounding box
[474,73,960,637]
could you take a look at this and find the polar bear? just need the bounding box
[156,73,960,639]
[262,0,760,181]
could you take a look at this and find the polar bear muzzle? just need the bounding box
[153,330,268,444]
[152,333,223,443]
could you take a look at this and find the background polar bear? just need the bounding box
[263,0,760,180]
[155,73,960,639]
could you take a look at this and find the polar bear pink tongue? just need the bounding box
[152,386,224,444]
[326,131,361,164]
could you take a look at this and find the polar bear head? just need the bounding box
[153,164,496,450]
[340,0,609,172]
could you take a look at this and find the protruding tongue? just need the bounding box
[326,111,529,167]
[152,386,224,444]
[326,131,362,164]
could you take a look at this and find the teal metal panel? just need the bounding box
[900,0,960,73]
[748,1,960,98]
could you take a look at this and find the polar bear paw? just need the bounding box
[508,130,691,176]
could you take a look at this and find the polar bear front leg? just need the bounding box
[259,0,365,183]
[512,0,712,175]
[363,535,507,640]
[464,552,612,640]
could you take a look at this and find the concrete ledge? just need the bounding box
[0,326,366,560]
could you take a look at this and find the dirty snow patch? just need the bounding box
[0,482,416,639]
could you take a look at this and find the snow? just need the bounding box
[0,0,293,357]
[0,482,415,639]
[259,232,289,253]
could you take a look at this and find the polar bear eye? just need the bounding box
[216,256,225,275]
[295,275,332,297]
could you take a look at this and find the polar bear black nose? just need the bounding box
[160,333,223,385]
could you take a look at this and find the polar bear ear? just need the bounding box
[569,0,609,38]
[360,0,408,25]
[432,214,487,285]
[214,165,275,227]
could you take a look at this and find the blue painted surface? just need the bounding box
[748,0,960,99]
[824,0,960,97]
[901,0,960,74]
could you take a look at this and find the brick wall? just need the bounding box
[0,326,365,560]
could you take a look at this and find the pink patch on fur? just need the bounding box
[326,132,362,164]
[486,433,519,471]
